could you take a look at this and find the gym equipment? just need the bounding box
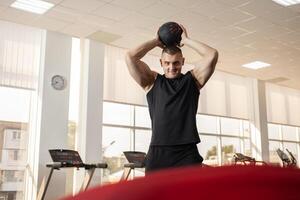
[120,151,146,181]
[233,153,267,165]
[37,149,108,200]
[158,22,183,47]
[276,148,297,167]
[286,148,297,166]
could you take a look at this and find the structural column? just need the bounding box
[249,79,269,161]
[74,39,104,192]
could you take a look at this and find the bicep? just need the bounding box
[125,53,156,90]
[191,52,218,89]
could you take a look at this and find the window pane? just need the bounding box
[197,135,218,166]
[197,115,217,134]
[220,117,240,136]
[102,126,132,156]
[102,126,132,184]
[269,141,282,164]
[221,137,241,165]
[0,87,32,200]
[282,125,297,141]
[135,106,151,128]
[135,129,151,153]
[1,170,24,182]
[243,120,250,138]
[103,102,133,126]
[244,139,251,157]
[268,124,280,140]
[0,149,26,165]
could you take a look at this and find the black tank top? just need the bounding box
[146,71,200,146]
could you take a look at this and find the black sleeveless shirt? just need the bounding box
[146,71,200,146]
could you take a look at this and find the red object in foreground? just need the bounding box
[62,165,300,200]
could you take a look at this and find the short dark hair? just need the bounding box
[162,46,182,56]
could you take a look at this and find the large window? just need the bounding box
[102,101,151,184]
[268,123,300,166]
[0,21,43,200]
[102,101,253,183]
[197,115,251,166]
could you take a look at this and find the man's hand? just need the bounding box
[179,24,188,47]
[155,33,165,49]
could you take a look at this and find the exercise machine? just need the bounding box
[37,149,108,200]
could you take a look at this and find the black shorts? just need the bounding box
[145,143,203,173]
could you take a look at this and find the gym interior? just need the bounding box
[0,0,300,200]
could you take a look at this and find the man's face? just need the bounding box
[160,52,185,79]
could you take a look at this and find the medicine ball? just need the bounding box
[158,22,183,47]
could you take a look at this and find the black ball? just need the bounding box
[158,22,183,47]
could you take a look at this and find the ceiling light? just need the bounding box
[272,0,300,6]
[10,0,54,14]
[242,61,271,70]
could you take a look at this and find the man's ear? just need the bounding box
[182,57,185,66]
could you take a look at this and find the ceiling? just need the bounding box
[0,0,299,89]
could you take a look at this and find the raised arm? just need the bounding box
[125,36,162,91]
[180,25,218,89]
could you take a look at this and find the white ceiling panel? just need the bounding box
[218,0,251,7]
[213,8,254,25]
[233,31,264,45]
[0,5,7,12]
[238,0,282,16]
[161,0,201,9]
[258,25,292,38]
[213,26,248,39]
[62,22,99,37]
[140,1,182,20]
[119,12,162,32]
[32,16,68,31]
[77,14,115,29]
[236,17,273,32]
[45,6,82,23]
[60,0,106,13]
[283,16,300,31]
[0,7,39,25]
[262,7,299,24]
[110,0,157,11]
[188,0,231,16]
[92,3,132,21]
[0,0,15,6]
[45,0,64,3]
[100,21,137,36]
[289,3,300,12]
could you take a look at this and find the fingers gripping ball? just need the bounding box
[158,22,183,47]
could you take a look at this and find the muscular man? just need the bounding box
[125,25,218,173]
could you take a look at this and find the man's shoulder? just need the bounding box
[145,71,159,93]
